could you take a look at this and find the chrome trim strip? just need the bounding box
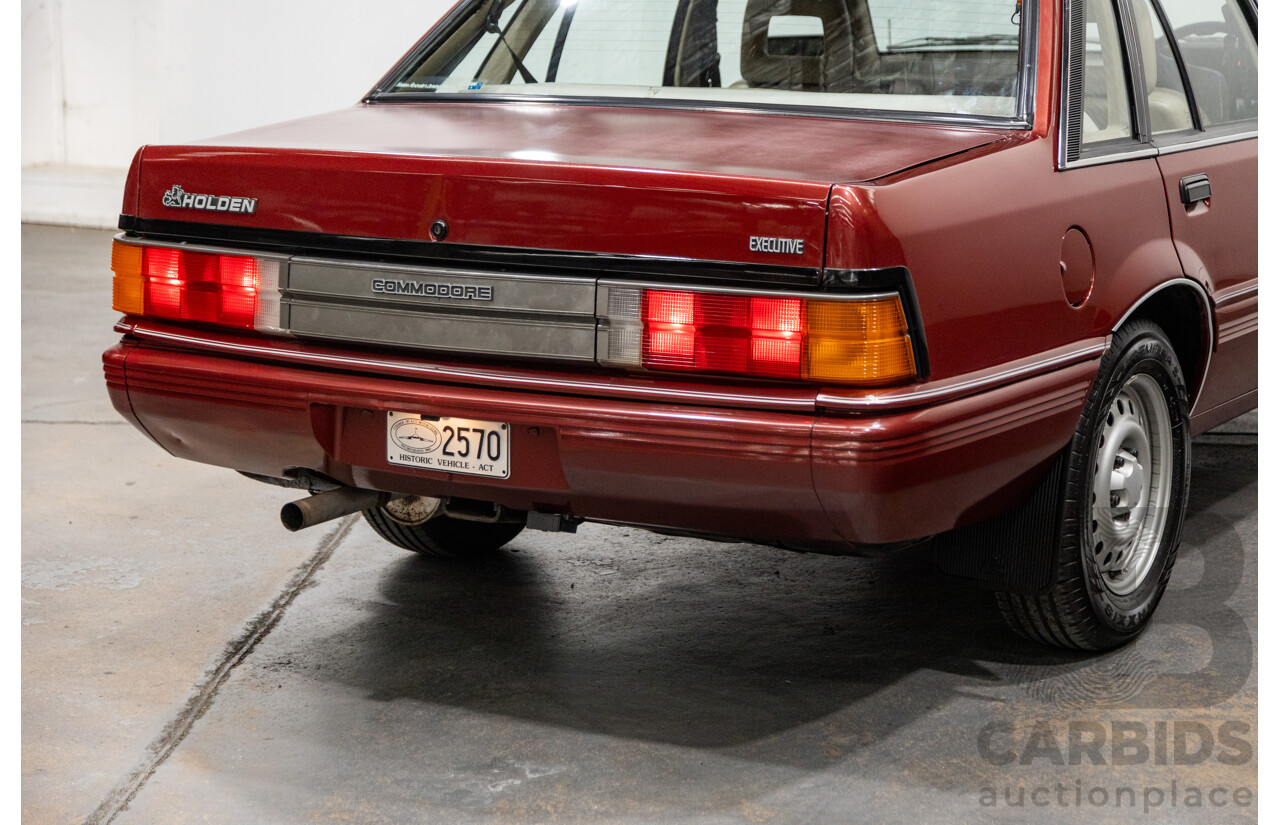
[1112,278,1215,414]
[112,232,291,262]
[120,218,822,287]
[121,323,821,410]
[816,339,1108,411]
[121,326,1114,417]
[1211,278,1258,306]
[1153,130,1257,156]
[370,92,1032,130]
[1015,0,1041,131]
[1113,278,1213,336]
[1060,146,1159,170]
[122,322,1111,419]
[369,95,1031,131]
[596,279,897,304]
[1059,123,1256,172]
[1217,316,1257,345]
[814,383,1091,463]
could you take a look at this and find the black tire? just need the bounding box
[997,320,1191,650]
[362,499,525,559]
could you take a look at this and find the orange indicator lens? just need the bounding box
[110,241,145,315]
[803,298,916,385]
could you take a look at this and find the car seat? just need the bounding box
[739,0,877,92]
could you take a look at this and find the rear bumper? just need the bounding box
[104,324,1099,547]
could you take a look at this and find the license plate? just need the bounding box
[385,412,510,479]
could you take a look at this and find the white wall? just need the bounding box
[22,0,455,224]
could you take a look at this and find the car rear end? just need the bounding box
[104,0,1072,552]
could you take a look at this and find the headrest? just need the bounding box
[740,0,855,90]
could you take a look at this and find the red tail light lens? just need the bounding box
[142,247,259,328]
[606,285,916,386]
[112,240,282,333]
[642,291,806,379]
[645,291,697,358]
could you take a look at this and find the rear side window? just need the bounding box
[1061,0,1255,164]
[382,0,1033,122]
[1079,0,1135,147]
[1157,0,1257,126]
[1132,0,1194,135]
[533,0,681,85]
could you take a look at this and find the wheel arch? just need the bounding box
[1111,279,1213,411]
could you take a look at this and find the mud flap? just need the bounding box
[931,449,1067,596]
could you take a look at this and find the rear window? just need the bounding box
[379,0,1032,122]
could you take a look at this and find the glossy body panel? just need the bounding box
[103,327,1100,546]
[1155,138,1258,414]
[136,144,832,270]
[195,102,1012,184]
[1154,153,1257,304]
[132,104,1014,272]
[121,147,143,217]
[813,358,1095,542]
[827,137,1182,382]
[1154,139,1258,295]
[1194,279,1258,423]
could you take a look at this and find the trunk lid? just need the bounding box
[128,103,1013,273]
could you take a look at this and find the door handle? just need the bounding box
[1180,174,1212,206]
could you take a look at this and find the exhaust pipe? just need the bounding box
[281,487,409,532]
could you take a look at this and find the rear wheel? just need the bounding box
[997,320,1191,650]
[362,496,525,559]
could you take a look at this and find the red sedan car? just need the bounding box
[104,0,1257,650]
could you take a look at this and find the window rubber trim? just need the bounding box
[1059,0,1147,167]
[1146,0,1203,131]
[545,0,576,82]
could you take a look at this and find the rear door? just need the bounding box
[1138,0,1258,419]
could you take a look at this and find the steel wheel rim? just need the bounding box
[1087,373,1172,596]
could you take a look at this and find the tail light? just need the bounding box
[111,240,282,333]
[600,285,917,386]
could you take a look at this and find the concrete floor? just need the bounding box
[22,224,1257,824]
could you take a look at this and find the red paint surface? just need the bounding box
[1155,140,1258,414]
[105,334,1098,545]
[827,137,1186,380]
[132,105,1012,270]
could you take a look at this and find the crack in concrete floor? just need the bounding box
[81,515,360,825]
